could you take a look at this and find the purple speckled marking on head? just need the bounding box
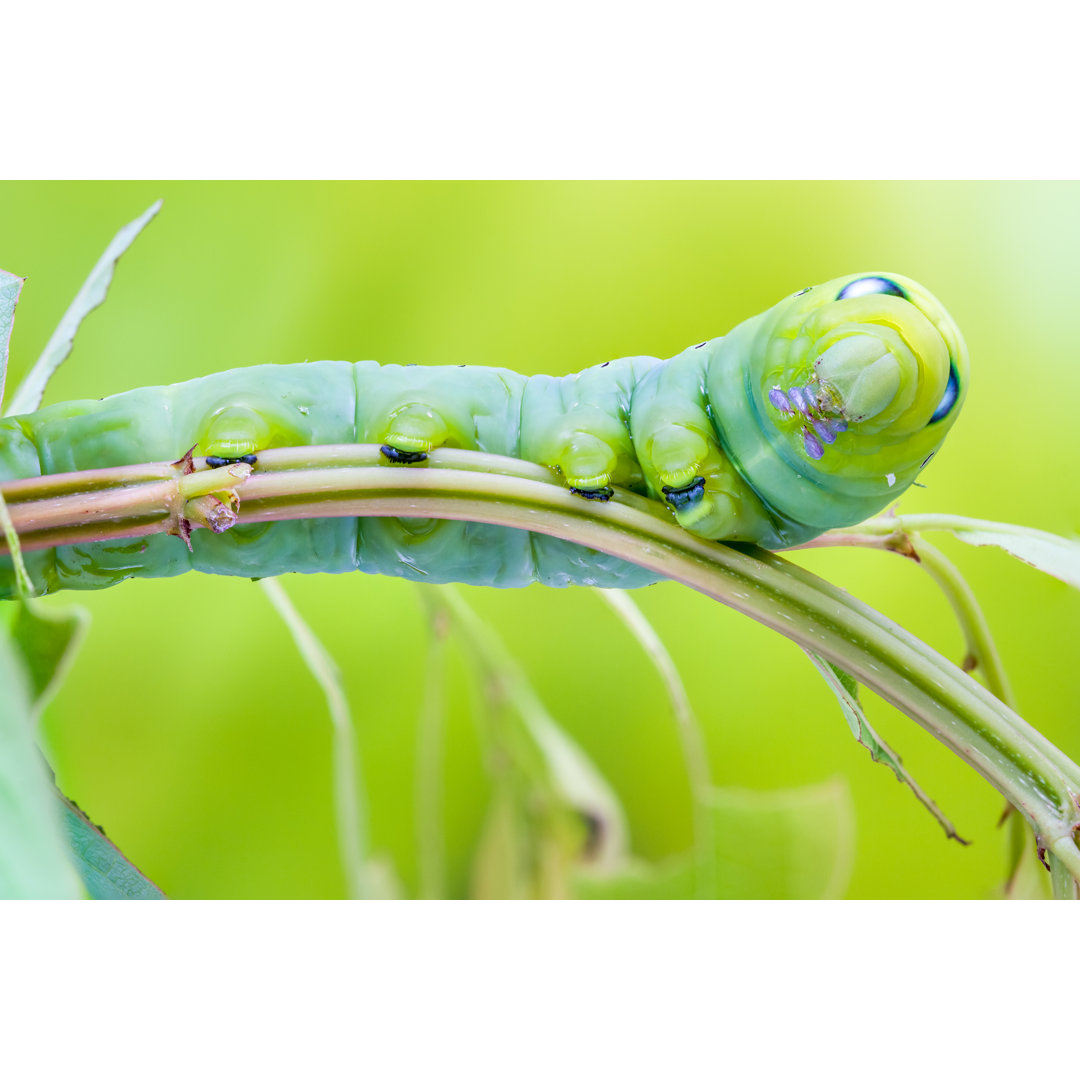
[803,429,824,459]
[768,387,791,412]
[812,419,837,444]
[788,386,812,416]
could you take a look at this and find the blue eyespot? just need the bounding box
[929,363,960,423]
[836,276,907,301]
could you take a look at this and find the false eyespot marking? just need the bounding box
[0,272,968,601]
[835,277,960,425]
[929,364,960,423]
[836,276,907,301]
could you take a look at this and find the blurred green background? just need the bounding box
[3,181,1078,899]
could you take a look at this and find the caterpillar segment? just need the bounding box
[0,272,968,598]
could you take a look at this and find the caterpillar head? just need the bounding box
[711,273,968,540]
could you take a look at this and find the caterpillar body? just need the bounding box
[0,273,968,598]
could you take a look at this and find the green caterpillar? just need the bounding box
[0,273,967,597]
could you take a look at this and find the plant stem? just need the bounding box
[906,537,1016,707]
[0,490,33,597]
[1050,849,1080,899]
[799,525,1053,893]
[595,589,716,897]
[904,537,1039,891]
[414,591,450,900]
[3,448,1080,880]
[259,577,368,900]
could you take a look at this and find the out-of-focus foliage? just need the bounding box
[3,182,1078,898]
[0,621,84,898]
[575,778,855,900]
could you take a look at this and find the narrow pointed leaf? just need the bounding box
[0,269,25,410]
[803,650,967,844]
[946,522,1080,590]
[58,794,165,899]
[848,515,1080,590]
[5,200,162,417]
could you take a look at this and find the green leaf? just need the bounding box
[0,633,84,898]
[0,268,25,411]
[803,650,967,844]
[58,794,165,899]
[9,599,90,721]
[945,522,1080,590]
[423,585,630,879]
[575,777,855,900]
[518,706,629,870]
[4,200,162,417]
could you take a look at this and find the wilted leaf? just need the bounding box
[803,650,966,844]
[519,709,628,870]
[4,200,161,417]
[576,777,855,900]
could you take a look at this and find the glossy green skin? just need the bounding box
[0,273,968,598]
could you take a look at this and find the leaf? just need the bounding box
[4,200,162,417]
[803,650,967,844]
[424,584,630,879]
[260,577,369,899]
[0,268,25,411]
[470,785,531,900]
[946,522,1080,590]
[9,599,90,722]
[0,633,84,898]
[58,794,165,900]
[518,707,629,871]
[575,777,855,900]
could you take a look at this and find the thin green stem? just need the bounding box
[1050,848,1080,899]
[423,585,567,899]
[813,513,1056,538]
[259,577,369,900]
[906,537,1035,889]
[414,591,450,900]
[4,449,1080,881]
[595,589,716,898]
[907,537,1016,708]
[801,525,1055,892]
[0,490,33,597]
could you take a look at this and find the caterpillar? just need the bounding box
[0,272,967,598]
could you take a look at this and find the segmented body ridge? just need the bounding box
[0,273,969,599]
